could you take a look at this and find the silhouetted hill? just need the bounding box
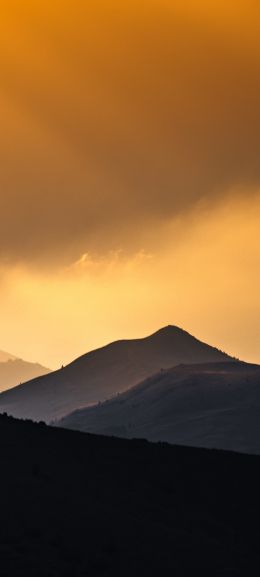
[0,414,259,576]
[58,361,260,454]
[0,357,51,393]
[0,326,232,422]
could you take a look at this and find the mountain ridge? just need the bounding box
[0,350,17,363]
[0,326,233,422]
[0,356,51,393]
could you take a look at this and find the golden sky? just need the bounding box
[0,1,260,367]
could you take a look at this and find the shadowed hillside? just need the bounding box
[0,326,232,422]
[0,414,260,576]
[57,361,260,454]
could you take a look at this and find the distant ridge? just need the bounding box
[0,350,17,363]
[0,326,233,422]
[0,355,51,393]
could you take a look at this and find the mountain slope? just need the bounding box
[0,414,260,576]
[0,326,233,422]
[0,357,51,393]
[58,361,260,454]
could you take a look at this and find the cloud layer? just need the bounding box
[0,194,259,368]
[0,1,260,262]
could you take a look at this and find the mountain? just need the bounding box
[0,326,233,422]
[0,413,260,577]
[57,361,260,454]
[0,350,17,363]
[0,354,51,393]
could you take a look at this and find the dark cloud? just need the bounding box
[0,1,260,263]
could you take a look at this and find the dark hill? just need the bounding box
[0,326,232,422]
[0,414,260,576]
[58,361,260,454]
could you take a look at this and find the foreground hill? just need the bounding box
[0,326,232,422]
[58,361,260,454]
[0,355,51,393]
[0,414,260,576]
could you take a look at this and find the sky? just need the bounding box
[0,0,260,368]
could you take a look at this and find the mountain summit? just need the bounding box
[0,326,233,422]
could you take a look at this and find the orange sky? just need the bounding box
[0,1,260,367]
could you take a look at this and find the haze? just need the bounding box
[0,1,260,368]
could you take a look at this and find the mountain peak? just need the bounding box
[149,325,193,339]
[152,325,186,333]
[0,325,233,422]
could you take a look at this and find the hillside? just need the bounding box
[0,326,232,422]
[0,414,260,576]
[58,361,260,454]
[0,357,51,393]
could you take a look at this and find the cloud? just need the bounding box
[0,193,260,368]
[0,1,260,263]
